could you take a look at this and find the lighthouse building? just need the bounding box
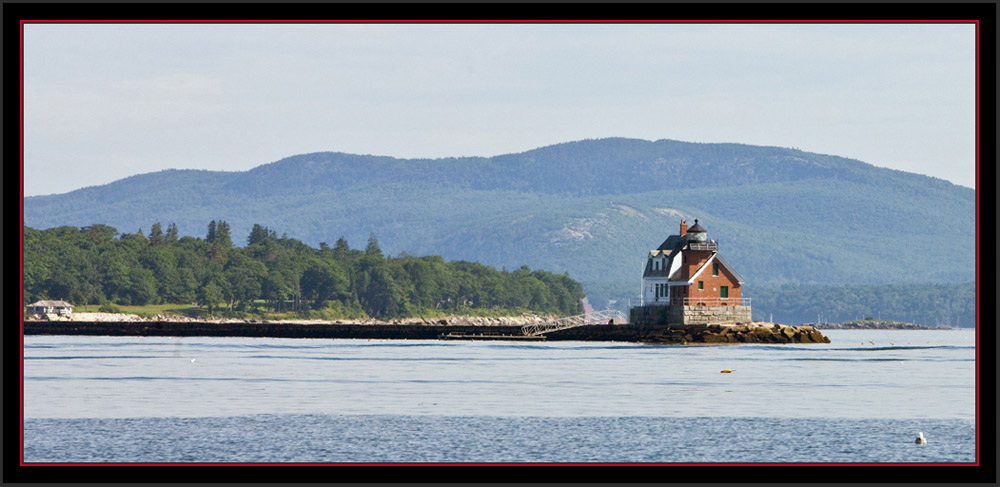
[633,219,751,326]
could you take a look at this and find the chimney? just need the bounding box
[680,219,688,236]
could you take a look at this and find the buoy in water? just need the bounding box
[916,432,927,444]
[720,369,733,373]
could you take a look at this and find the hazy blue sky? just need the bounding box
[23,22,977,196]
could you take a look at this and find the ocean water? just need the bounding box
[21,329,977,464]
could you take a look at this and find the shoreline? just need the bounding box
[808,321,949,330]
[22,318,830,344]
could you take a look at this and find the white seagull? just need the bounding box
[915,432,927,445]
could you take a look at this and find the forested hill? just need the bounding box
[23,223,585,319]
[23,137,976,322]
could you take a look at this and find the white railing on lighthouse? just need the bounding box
[681,297,751,307]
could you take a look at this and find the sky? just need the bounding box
[22,22,977,197]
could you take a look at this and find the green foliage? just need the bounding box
[22,222,586,320]
[746,282,977,327]
[98,303,121,313]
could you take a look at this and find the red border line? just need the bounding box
[973,18,979,467]
[15,19,985,24]
[20,19,26,468]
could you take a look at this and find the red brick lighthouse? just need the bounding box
[632,219,751,325]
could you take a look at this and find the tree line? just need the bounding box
[746,282,976,328]
[22,222,585,319]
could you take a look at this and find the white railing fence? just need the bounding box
[521,309,627,337]
[681,297,751,307]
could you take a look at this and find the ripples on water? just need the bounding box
[22,329,977,464]
[24,415,974,463]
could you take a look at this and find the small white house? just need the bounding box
[26,300,73,316]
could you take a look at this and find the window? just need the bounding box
[698,281,703,290]
[713,262,719,276]
[720,286,729,298]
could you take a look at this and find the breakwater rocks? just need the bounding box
[637,323,830,344]
[808,321,946,330]
[23,319,522,340]
[29,312,559,327]
[24,317,829,344]
[22,313,564,342]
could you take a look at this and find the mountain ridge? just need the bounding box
[23,137,976,316]
[25,137,973,197]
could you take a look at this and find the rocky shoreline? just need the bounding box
[28,312,562,328]
[24,314,830,344]
[807,320,947,330]
[637,323,830,344]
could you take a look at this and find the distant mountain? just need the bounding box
[23,137,976,317]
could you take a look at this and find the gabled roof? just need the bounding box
[28,300,73,307]
[656,235,682,251]
[682,254,745,284]
[712,255,745,284]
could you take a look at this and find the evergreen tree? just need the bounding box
[206,221,217,243]
[149,222,164,245]
[334,237,351,258]
[365,233,382,257]
[165,223,179,242]
[248,224,272,246]
[216,221,233,248]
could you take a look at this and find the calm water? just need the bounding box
[22,329,977,463]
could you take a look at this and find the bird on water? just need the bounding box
[915,432,927,444]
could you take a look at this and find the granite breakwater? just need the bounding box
[22,318,829,344]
